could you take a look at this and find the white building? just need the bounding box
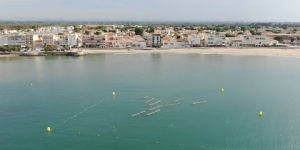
[43,35,59,45]
[152,34,162,47]
[162,38,189,48]
[7,35,26,47]
[68,33,79,48]
[253,36,271,47]
[225,37,243,47]
[206,34,226,46]
[25,34,39,47]
[0,36,8,46]
[239,35,254,46]
[188,35,203,46]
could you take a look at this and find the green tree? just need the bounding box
[44,45,57,51]
[225,33,236,37]
[250,30,256,35]
[64,45,70,50]
[134,27,144,36]
[274,36,284,42]
[291,37,296,43]
[241,26,248,32]
[95,31,102,35]
[74,28,81,33]
[85,30,90,35]
[216,27,222,32]
[293,29,297,33]
[148,26,155,33]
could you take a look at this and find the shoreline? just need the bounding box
[1,48,300,58]
[85,48,300,58]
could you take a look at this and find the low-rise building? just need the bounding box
[253,36,271,47]
[0,36,8,46]
[82,35,106,48]
[206,34,226,46]
[26,34,39,47]
[152,34,162,47]
[43,35,59,45]
[7,35,26,47]
[188,35,202,46]
[162,38,189,48]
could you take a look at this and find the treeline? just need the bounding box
[0,46,21,52]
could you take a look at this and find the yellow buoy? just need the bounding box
[47,127,51,132]
[259,111,263,116]
[112,92,116,96]
[221,88,225,93]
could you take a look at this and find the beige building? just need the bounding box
[82,35,106,48]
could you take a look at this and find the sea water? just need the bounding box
[1,53,300,150]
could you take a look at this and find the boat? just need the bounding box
[145,98,155,103]
[131,111,146,117]
[191,101,207,105]
[174,98,184,102]
[165,103,180,107]
[149,105,163,111]
[146,109,161,116]
[148,101,161,106]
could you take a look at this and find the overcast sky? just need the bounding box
[1,0,300,22]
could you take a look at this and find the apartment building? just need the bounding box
[43,35,59,45]
[82,35,106,48]
[253,36,271,47]
[205,34,226,46]
[162,38,189,48]
[152,34,162,47]
[188,35,203,46]
[26,34,39,47]
[7,35,26,47]
[0,36,8,46]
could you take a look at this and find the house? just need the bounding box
[162,38,189,48]
[225,37,242,47]
[205,34,226,46]
[238,35,255,47]
[188,35,203,46]
[152,34,162,47]
[253,36,271,47]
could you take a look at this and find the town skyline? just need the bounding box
[1,0,300,22]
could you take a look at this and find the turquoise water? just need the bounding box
[1,53,300,150]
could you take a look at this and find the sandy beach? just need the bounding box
[1,48,300,58]
[85,48,300,58]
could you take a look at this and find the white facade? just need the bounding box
[0,36,8,46]
[188,35,202,46]
[58,36,68,46]
[239,35,254,46]
[206,34,226,46]
[162,40,189,48]
[68,33,79,48]
[7,35,26,46]
[25,34,39,47]
[253,36,271,47]
[43,35,58,45]
[132,41,146,48]
[152,34,161,47]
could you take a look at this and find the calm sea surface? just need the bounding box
[1,53,300,150]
